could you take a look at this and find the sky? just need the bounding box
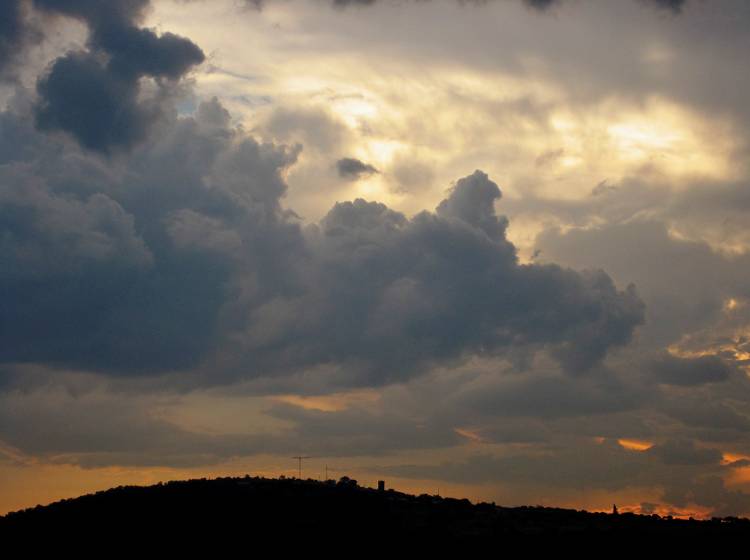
[1,0,750,518]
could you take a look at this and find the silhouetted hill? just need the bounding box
[2,475,749,545]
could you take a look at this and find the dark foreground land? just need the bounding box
[2,475,749,545]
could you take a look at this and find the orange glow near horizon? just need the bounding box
[454,428,484,443]
[270,389,381,412]
[617,439,654,451]
[722,452,750,465]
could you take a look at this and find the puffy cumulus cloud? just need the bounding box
[34,52,159,152]
[436,171,507,241]
[536,219,750,347]
[0,93,301,375]
[238,172,643,385]
[0,90,643,386]
[336,157,379,181]
[28,0,204,152]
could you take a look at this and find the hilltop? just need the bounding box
[2,475,748,544]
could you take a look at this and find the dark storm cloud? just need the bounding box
[336,157,379,180]
[34,52,155,152]
[0,91,643,384]
[28,0,204,152]
[0,95,301,375]
[245,169,644,384]
[33,0,201,78]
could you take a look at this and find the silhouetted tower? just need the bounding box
[378,480,385,492]
[292,456,312,479]
[613,504,619,515]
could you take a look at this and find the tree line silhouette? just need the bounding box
[2,475,748,545]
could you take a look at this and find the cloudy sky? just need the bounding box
[2,0,750,518]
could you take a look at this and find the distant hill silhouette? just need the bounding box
[2,475,749,545]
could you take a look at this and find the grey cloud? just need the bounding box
[649,353,734,386]
[265,107,346,155]
[534,148,564,168]
[375,438,750,515]
[646,439,723,466]
[33,0,202,78]
[374,437,712,491]
[32,0,149,25]
[267,175,643,382]
[0,171,152,278]
[523,0,559,9]
[328,0,685,12]
[390,156,435,194]
[537,219,750,347]
[647,0,687,12]
[0,96,301,375]
[332,0,377,6]
[661,398,750,433]
[35,52,155,152]
[436,170,507,241]
[0,93,644,385]
[336,157,379,180]
[265,401,461,456]
[30,0,204,152]
[0,1,38,82]
[662,476,750,518]
[0,384,460,468]
[0,2,23,67]
[448,370,648,420]
[0,387,277,468]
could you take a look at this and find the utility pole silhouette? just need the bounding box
[292,456,313,479]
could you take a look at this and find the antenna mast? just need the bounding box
[291,456,313,479]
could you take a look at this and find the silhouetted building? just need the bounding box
[613,504,619,515]
[378,480,385,492]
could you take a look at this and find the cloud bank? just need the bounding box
[0,92,643,385]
